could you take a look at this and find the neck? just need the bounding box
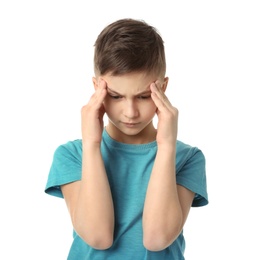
[105,122,157,144]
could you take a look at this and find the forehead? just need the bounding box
[102,72,157,94]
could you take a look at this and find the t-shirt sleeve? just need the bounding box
[44,141,82,198]
[176,146,208,207]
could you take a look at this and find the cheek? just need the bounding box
[103,99,115,117]
[147,100,157,111]
[142,101,157,117]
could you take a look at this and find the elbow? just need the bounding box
[85,233,114,250]
[73,220,114,250]
[76,228,114,250]
[72,212,114,250]
[143,220,183,251]
[143,228,181,251]
[143,236,165,251]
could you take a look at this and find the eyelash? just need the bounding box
[108,94,151,100]
[138,95,151,99]
[109,95,122,99]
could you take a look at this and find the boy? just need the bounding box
[45,18,208,259]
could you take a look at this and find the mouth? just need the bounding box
[122,122,140,128]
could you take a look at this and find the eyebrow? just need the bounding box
[107,87,151,96]
[107,87,120,94]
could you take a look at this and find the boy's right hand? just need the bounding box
[81,79,107,145]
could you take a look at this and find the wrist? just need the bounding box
[82,140,101,151]
[157,143,176,153]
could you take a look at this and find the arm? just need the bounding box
[143,81,194,251]
[61,79,114,250]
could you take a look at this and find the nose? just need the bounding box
[123,100,139,119]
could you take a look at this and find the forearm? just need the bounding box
[74,143,114,249]
[143,145,183,251]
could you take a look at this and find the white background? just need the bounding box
[1,0,259,259]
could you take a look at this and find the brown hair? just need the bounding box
[94,18,166,77]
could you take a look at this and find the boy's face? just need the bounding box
[93,72,168,144]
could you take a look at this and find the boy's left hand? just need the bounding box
[150,81,178,146]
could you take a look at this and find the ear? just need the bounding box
[162,77,169,92]
[92,77,98,90]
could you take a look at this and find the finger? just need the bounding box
[98,78,107,90]
[151,81,166,99]
[150,82,169,110]
[88,79,107,106]
[97,79,108,102]
[155,81,170,101]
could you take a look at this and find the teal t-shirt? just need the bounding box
[45,129,208,259]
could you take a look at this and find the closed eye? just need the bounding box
[138,95,151,99]
[108,94,122,99]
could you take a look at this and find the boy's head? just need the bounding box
[94,18,166,78]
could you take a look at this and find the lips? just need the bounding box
[122,122,140,127]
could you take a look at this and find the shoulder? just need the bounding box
[55,139,82,152]
[45,139,83,198]
[176,140,205,166]
[53,139,82,160]
[176,140,208,207]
